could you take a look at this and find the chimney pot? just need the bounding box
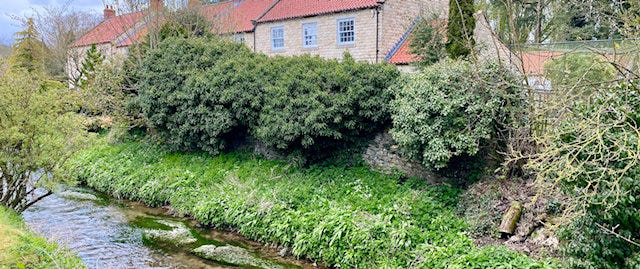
[103,5,116,19]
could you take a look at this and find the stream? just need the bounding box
[22,187,314,269]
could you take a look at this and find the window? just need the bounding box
[337,18,355,45]
[271,26,285,50]
[302,23,318,48]
[233,34,245,43]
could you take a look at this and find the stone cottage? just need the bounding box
[68,0,448,79]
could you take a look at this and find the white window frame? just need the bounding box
[302,22,318,48]
[271,26,285,50]
[337,18,355,45]
[233,34,245,43]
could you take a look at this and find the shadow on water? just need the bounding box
[22,187,315,269]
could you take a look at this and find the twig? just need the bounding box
[596,222,640,247]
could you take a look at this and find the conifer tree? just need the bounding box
[446,0,476,59]
[9,18,47,73]
[78,43,104,88]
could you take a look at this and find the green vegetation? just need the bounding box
[9,18,47,74]
[0,67,91,211]
[409,17,447,68]
[528,82,640,268]
[390,59,521,169]
[137,36,398,158]
[77,43,104,89]
[65,140,555,268]
[0,206,85,268]
[446,0,475,59]
[543,53,617,91]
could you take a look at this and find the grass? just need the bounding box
[65,139,558,268]
[0,206,85,269]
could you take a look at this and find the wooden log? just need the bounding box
[499,201,523,235]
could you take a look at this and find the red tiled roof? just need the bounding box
[388,37,416,64]
[202,0,278,33]
[520,51,564,76]
[257,0,380,23]
[74,11,146,47]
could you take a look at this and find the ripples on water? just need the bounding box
[22,190,225,269]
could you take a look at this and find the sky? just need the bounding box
[0,0,104,45]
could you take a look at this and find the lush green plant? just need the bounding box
[65,139,551,268]
[256,54,398,155]
[137,37,254,154]
[137,36,398,157]
[543,53,617,92]
[528,82,640,268]
[410,17,447,67]
[9,18,47,74]
[0,206,85,268]
[390,59,522,169]
[77,43,105,89]
[0,69,91,211]
[446,0,475,59]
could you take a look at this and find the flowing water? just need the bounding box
[22,187,314,269]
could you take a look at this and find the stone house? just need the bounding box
[68,0,448,80]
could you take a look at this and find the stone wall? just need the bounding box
[362,131,438,182]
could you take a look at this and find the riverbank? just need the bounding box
[0,206,84,268]
[66,140,557,268]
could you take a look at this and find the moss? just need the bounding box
[130,216,174,231]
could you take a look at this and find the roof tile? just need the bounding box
[74,11,146,47]
[257,0,380,23]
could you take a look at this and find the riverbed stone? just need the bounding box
[58,190,100,201]
[142,219,197,246]
[192,245,286,269]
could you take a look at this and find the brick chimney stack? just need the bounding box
[103,5,116,19]
[150,0,164,11]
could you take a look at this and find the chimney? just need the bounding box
[150,0,164,11]
[103,5,116,19]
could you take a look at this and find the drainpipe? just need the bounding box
[251,20,257,52]
[375,0,385,63]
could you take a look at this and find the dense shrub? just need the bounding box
[137,37,260,154]
[256,54,398,154]
[137,37,398,157]
[390,59,522,169]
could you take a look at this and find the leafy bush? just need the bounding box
[256,54,398,154]
[543,53,617,92]
[137,37,258,154]
[137,37,398,157]
[390,59,522,169]
[65,140,552,268]
[529,82,640,268]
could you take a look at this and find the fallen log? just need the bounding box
[499,201,522,236]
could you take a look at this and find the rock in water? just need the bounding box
[192,245,287,269]
[142,220,197,246]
